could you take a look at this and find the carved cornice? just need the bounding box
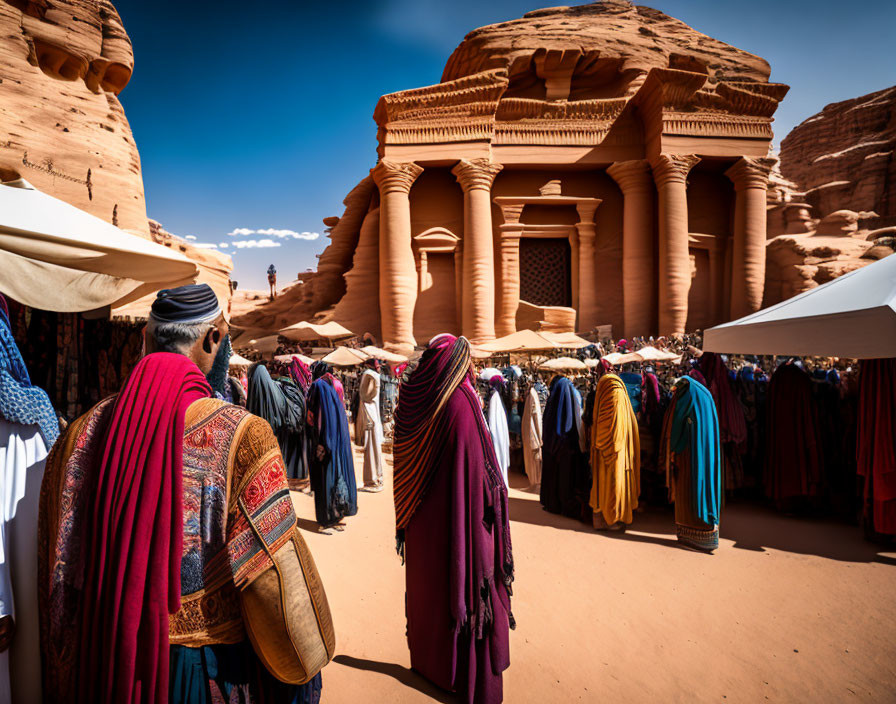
[649,153,700,187]
[374,69,508,127]
[607,159,652,193]
[370,159,423,195]
[725,156,776,190]
[496,97,628,121]
[452,158,502,192]
[662,112,774,140]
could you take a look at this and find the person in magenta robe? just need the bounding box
[393,334,514,704]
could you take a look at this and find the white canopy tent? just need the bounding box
[322,346,369,366]
[704,255,896,359]
[279,320,353,342]
[0,179,198,311]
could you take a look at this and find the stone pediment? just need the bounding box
[373,3,788,150]
[413,227,460,249]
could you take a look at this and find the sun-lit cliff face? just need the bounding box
[0,0,148,232]
[0,0,233,311]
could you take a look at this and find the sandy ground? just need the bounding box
[291,447,896,703]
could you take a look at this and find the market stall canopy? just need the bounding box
[274,352,315,366]
[631,346,682,363]
[478,329,560,354]
[704,255,896,359]
[361,345,408,363]
[539,356,588,371]
[0,179,198,311]
[228,353,254,368]
[602,351,642,366]
[279,320,353,342]
[541,331,592,349]
[479,367,503,382]
[237,334,280,355]
[322,346,369,366]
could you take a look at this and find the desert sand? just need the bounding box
[292,447,896,703]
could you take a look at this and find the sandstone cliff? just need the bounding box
[0,0,148,233]
[0,0,233,312]
[778,86,895,229]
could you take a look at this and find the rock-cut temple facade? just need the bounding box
[313,1,789,351]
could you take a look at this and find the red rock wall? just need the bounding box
[778,86,896,228]
[0,0,149,233]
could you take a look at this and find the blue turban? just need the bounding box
[150,283,221,324]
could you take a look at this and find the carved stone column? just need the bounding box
[607,160,654,337]
[495,202,524,337]
[453,158,503,343]
[575,201,601,331]
[726,156,775,320]
[649,153,700,336]
[371,159,423,352]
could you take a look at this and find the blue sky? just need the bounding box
[115,0,896,290]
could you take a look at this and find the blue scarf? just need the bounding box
[206,334,232,400]
[670,376,721,526]
[543,376,578,452]
[0,299,59,445]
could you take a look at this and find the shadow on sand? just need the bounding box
[333,655,455,703]
[506,471,896,564]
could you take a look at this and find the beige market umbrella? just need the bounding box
[322,346,369,366]
[602,351,641,366]
[479,329,560,354]
[0,179,199,311]
[538,356,588,372]
[632,346,682,363]
[238,334,280,355]
[228,353,254,369]
[274,352,315,366]
[360,345,408,363]
[541,331,592,349]
[279,320,353,342]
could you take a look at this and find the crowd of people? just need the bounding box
[0,280,893,703]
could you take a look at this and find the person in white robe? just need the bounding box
[0,296,58,704]
[521,385,543,489]
[0,421,48,704]
[487,376,510,487]
[357,364,385,491]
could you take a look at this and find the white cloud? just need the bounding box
[185,235,197,240]
[230,238,282,249]
[227,227,320,241]
[194,242,218,249]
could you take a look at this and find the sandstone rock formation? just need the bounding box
[778,86,896,230]
[764,210,894,306]
[764,86,895,306]
[0,0,233,311]
[0,0,147,232]
[241,0,788,348]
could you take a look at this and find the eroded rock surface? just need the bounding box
[0,0,147,232]
[778,86,896,229]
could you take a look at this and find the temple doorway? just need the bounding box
[414,251,458,339]
[519,237,572,307]
[687,247,713,332]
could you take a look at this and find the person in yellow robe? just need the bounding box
[590,373,640,531]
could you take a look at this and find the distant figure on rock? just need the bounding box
[267,263,277,300]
